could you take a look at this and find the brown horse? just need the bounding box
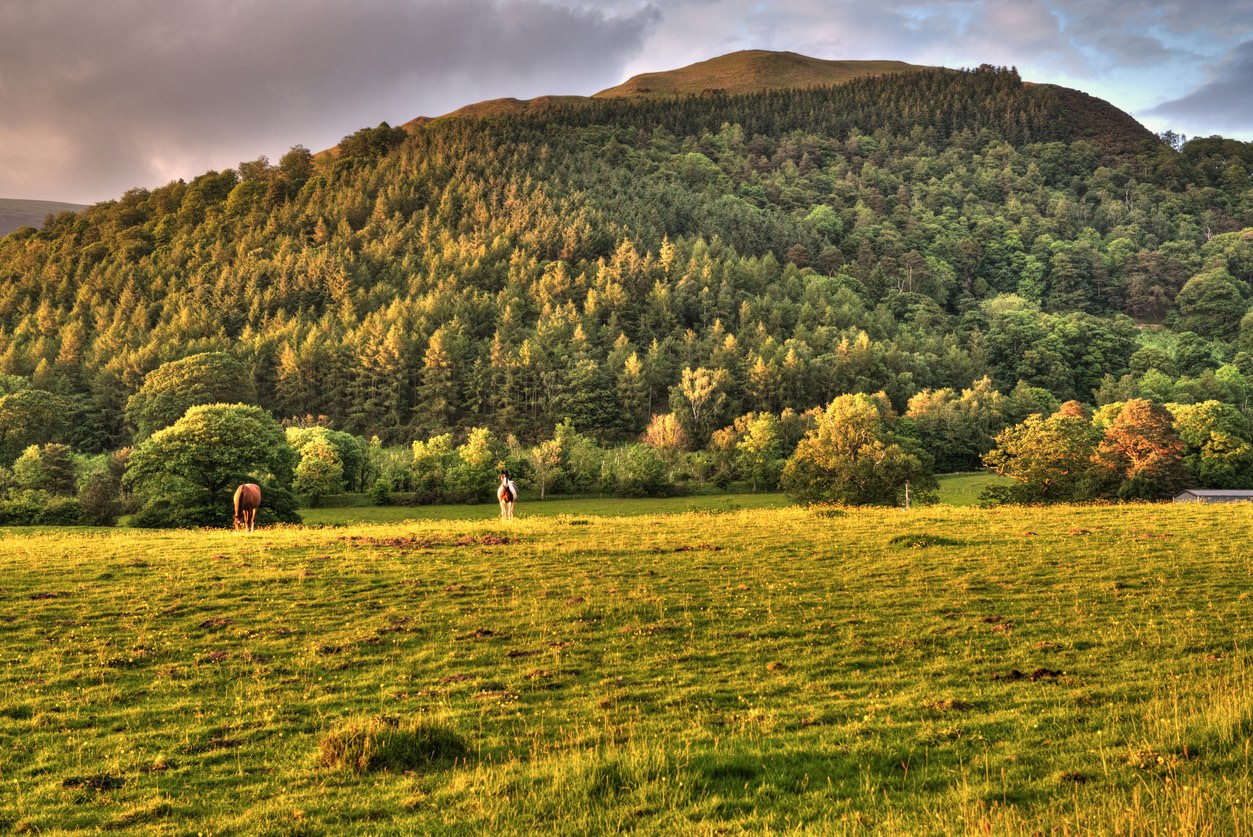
[233,483,261,531]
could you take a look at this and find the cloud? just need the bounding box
[0,0,657,203]
[2,0,1251,203]
[1146,39,1253,137]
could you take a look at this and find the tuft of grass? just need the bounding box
[317,717,468,774]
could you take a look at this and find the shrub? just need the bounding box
[610,444,670,497]
[77,472,121,526]
[367,479,392,506]
[0,491,82,526]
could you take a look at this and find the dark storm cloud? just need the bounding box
[1147,40,1253,136]
[0,0,657,203]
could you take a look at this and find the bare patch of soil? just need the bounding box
[455,535,510,547]
[994,668,1063,682]
[341,535,440,550]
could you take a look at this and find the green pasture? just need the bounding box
[1,501,1251,833]
[300,491,791,526]
[300,472,1008,526]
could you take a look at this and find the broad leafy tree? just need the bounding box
[125,403,298,527]
[125,352,257,440]
[781,392,935,505]
[1092,398,1188,499]
[0,390,72,466]
[983,401,1104,502]
[1168,400,1253,489]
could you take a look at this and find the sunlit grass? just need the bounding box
[0,501,1250,833]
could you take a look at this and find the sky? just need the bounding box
[1,0,1250,205]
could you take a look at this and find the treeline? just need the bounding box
[0,66,1248,469]
[1,372,1248,526]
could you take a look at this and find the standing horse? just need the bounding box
[233,483,261,532]
[497,473,518,520]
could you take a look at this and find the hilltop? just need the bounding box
[0,198,86,237]
[403,50,1153,158]
[594,50,929,97]
[411,51,928,123]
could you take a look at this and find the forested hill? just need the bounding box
[0,63,1250,457]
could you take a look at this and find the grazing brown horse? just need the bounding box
[233,483,261,531]
[497,473,518,520]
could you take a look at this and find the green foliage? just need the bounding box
[735,412,783,491]
[983,402,1104,503]
[367,478,393,506]
[125,403,298,527]
[1168,400,1253,488]
[286,426,367,491]
[125,353,257,440]
[410,434,456,503]
[0,490,82,525]
[292,438,344,504]
[11,444,77,496]
[0,390,72,465]
[0,66,1246,460]
[447,427,502,502]
[77,470,122,526]
[606,444,670,497]
[781,392,936,505]
[1173,269,1249,340]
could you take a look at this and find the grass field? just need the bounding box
[1,501,1251,833]
[301,473,1009,526]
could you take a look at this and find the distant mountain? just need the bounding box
[593,50,930,98]
[0,198,86,237]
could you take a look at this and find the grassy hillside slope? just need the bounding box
[1,503,1250,833]
[593,50,929,98]
[0,198,86,237]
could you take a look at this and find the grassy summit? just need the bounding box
[594,50,930,98]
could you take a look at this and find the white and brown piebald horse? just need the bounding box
[497,473,518,520]
[233,483,261,532]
